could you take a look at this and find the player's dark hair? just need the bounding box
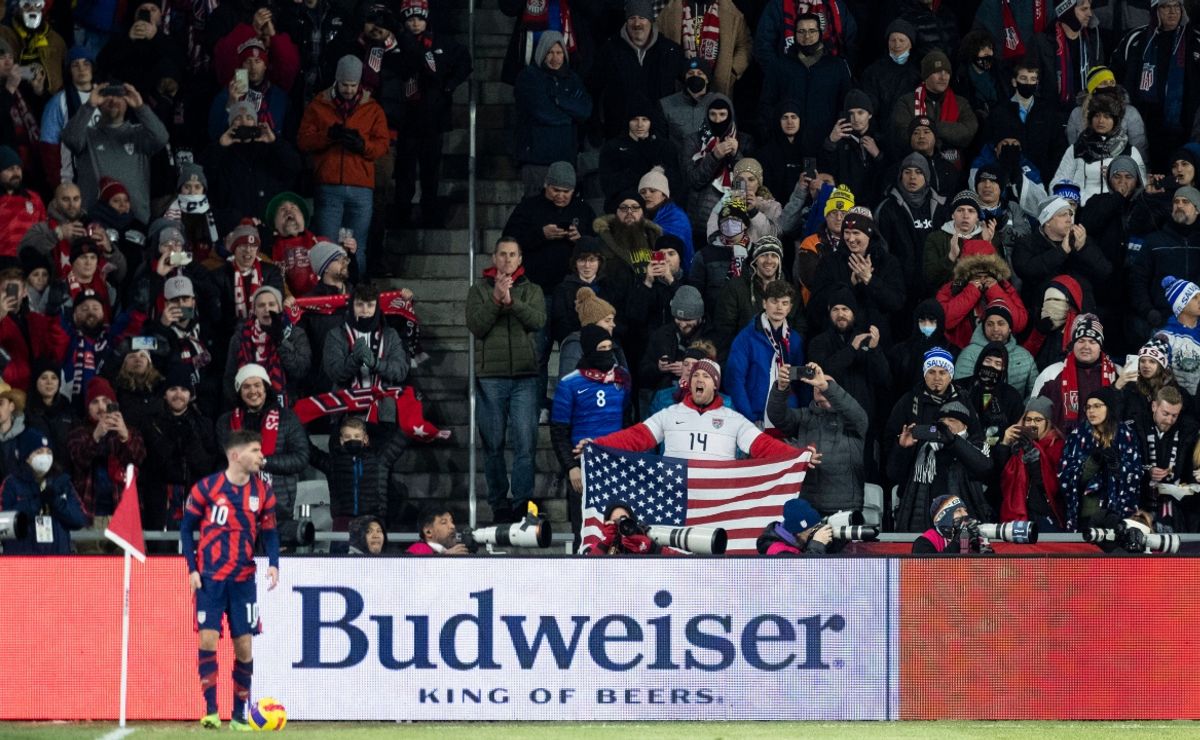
[417,505,452,540]
[225,430,262,451]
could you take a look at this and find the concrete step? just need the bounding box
[443,153,519,180]
[392,252,477,277]
[439,178,525,206]
[454,80,513,106]
[384,228,502,254]
[451,103,515,130]
[444,202,514,230]
[443,8,509,34]
[444,127,512,156]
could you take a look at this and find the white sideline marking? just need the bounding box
[97,728,136,740]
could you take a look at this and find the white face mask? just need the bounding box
[22,10,43,28]
[719,219,744,238]
[30,452,53,475]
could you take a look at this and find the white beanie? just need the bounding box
[1037,196,1073,226]
[234,363,271,391]
[638,166,670,198]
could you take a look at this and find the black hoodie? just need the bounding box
[886,298,955,397]
[348,514,388,555]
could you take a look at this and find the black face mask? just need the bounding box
[973,56,994,71]
[1015,81,1038,99]
[977,365,1001,387]
[353,314,376,333]
[708,111,732,137]
[343,439,366,455]
[685,76,707,94]
[582,350,616,370]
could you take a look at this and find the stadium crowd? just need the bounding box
[2,0,1200,556]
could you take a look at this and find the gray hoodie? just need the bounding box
[61,102,169,223]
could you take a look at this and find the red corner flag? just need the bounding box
[104,465,146,563]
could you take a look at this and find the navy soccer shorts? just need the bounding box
[195,577,261,637]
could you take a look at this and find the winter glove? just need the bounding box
[598,521,617,548]
[351,337,373,367]
[620,533,654,554]
[327,123,346,142]
[265,312,285,342]
[341,128,366,154]
[1035,315,1056,335]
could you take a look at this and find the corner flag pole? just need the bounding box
[104,464,146,728]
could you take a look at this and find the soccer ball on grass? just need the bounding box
[248,697,287,730]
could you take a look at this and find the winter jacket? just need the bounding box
[223,321,313,404]
[887,299,954,394]
[1111,19,1200,134]
[809,241,906,341]
[598,134,683,207]
[215,404,309,520]
[1014,226,1114,315]
[954,323,1040,398]
[753,0,857,64]
[704,190,783,246]
[688,240,744,321]
[550,274,628,345]
[501,193,597,293]
[639,321,715,390]
[889,417,992,532]
[1158,317,1200,396]
[550,369,631,472]
[0,309,68,392]
[0,190,46,259]
[724,315,806,424]
[61,104,170,224]
[659,90,719,145]
[861,56,922,131]
[24,394,77,458]
[1064,88,1148,163]
[759,51,851,155]
[391,30,472,135]
[656,0,751,96]
[201,138,304,234]
[296,88,390,189]
[681,104,756,233]
[1033,356,1119,433]
[465,268,545,378]
[623,276,684,338]
[876,185,946,305]
[896,0,959,59]
[766,380,867,513]
[322,323,409,390]
[141,407,220,528]
[0,24,67,94]
[513,33,593,166]
[985,97,1066,182]
[934,246,1029,350]
[713,271,804,356]
[499,0,604,85]
[0,466,86,554]
[1051,131,1147,205]
[594,215,662,299]
[806,325,892,423]
[1059,419,1143,530]
[891,88,979,163]
[1128,219,1200,328]
[996,431,1066,526]
[650,201,695,270]
[206,85,289,142]
[310,433,406,520]
[817,123,886,207]
[591,27,687,138]
[66,422,147,521]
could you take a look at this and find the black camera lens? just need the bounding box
[616,515,641,537]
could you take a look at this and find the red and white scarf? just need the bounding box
[231,406,280,455]
[681,2,720,63]
[913,83,960,122]
[999,0,1047,60]
[1058,352,1117,424]
[230,258,264,321]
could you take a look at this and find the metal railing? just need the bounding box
[466,0,479,529]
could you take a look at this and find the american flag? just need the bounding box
[580,445,813,554]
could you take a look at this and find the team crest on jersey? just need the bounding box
[526,0,545,12]
[249,495,260,512]
[124,142,136,156]
[711,417,724,429]
[197,611,206,623]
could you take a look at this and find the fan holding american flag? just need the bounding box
[573,358,818,554]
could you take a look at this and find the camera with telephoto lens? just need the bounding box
[616,514,646,538]
[977,521,1039,544]
[646,525,728,555]
[823,510,879,541]
[0,510,30,540]
[458,514,552,553]
[278,518,315,548]
[1083,519,1179,554]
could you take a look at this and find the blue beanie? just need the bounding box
[67,45,95,65]
[14,428,50,464]
[0,145,20,171]
[929,494,963,524]
[782,498,821,534]
[922,347,955,376]
[1163,275,1200,317]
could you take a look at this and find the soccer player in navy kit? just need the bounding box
[181,430,280,730]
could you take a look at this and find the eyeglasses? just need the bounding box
[617,204,642,213]
[1022,415,1046,425]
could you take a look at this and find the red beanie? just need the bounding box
[86,376,117,409]
[238,37,268,65]
[98,176,128,204]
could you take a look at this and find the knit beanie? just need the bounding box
[1070,312,1104,346]
[14,428,49,463]
[1085,65,1116,94]
[0,145,22,172]
[251,285,283,307]
[885,18,917,46]
[335,55,363,84]
[825,283,859,317]
[1163,275,1200,317]
[692,358,721,389]
[309,240,348,277]
[844,88,873,116]
[237,37,268,65]
[545,161,576,190]
[638,166,670,197]
[400,0,429,18]
[164,363,195,393]
[1037,196,1073,226]
[930,495,964,524]
[70,238,100,264]
[624,0,654,20]
[732,157,764,182]
[938,400,972,425]
[86,376,117,408]
[575,287,616,327]
[841,205,875,236]
[234,363,270,391]
[227,100,257,127]
[571,236,606,263]
[670,285,704,320]
[1139,336,1171,369]
[782,497,821,534]
[1176,186,1200,212]
[982,298,1013,328]
[98,176,129,203]
[749,236,784,265]
[974,163,1008,191]
[224,220,260,252]
[1024,395,1053,421]
[900,152,932,184]
[177,163,207,192]
[921,50,951,79]
[922,347,955,376]
[950,190,982,216]
[824,184,855,216]
[907,115,937,140]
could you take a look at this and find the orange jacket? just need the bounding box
[296,88,390,189]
